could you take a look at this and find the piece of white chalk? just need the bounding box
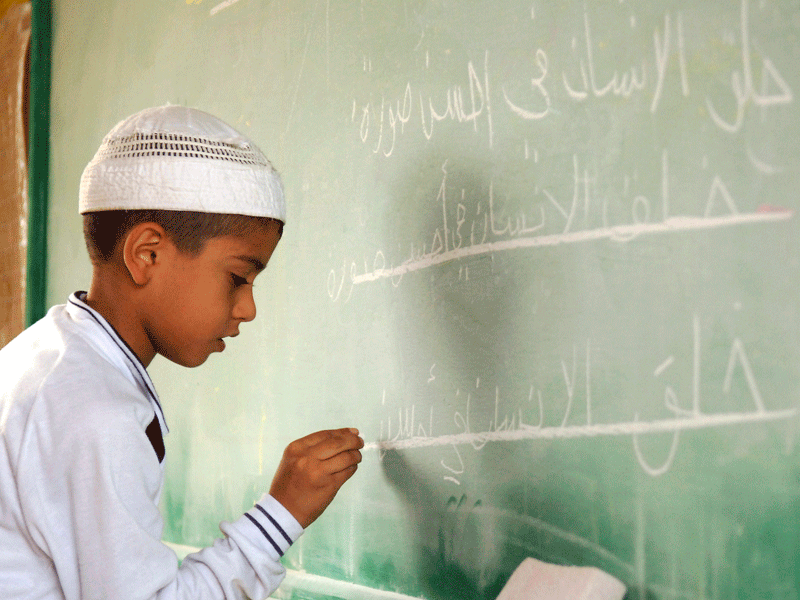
[496,557,626,600]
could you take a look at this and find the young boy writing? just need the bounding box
[0,105,364,599]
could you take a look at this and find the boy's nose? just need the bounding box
[233,287,257,322]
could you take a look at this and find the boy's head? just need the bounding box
[79,106,286,367]
[80,105,285,264]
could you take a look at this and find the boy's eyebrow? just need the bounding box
[235,255,266,272]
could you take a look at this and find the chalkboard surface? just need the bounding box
[47,1,800,598]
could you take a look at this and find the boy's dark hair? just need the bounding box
[83,210,284,264]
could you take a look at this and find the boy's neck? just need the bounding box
[85,267,157,368]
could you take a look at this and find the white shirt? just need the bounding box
[0,293,302,599]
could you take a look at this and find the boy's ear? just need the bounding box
[122,223,167,286]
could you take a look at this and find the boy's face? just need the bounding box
[145,222,282,368]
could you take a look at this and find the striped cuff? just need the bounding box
[241,493,303,558]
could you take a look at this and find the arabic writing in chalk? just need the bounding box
[366,315,797,479]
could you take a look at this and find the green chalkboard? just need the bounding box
[47,0,800,598]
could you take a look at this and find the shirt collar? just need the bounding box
[66,291,168,435]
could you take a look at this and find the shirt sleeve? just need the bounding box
[17,381,303,600]
[153,494,303,600]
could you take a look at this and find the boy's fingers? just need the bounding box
[322,448,363,476]
[328,453,361,482]
[331,462,359,487]
[298,429,363,461]
[293,428,360,450]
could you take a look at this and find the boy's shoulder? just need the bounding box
[2,301,115,389]
[0,301,156,448]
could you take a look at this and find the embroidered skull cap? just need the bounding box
[79,105,285,222]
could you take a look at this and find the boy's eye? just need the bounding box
[231,274,248,287]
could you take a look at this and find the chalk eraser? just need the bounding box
[496,557,626,600]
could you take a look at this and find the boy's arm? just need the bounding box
[174,428,364,598]
[171,428,362,599]
[19,384,361,600]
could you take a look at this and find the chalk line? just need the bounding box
[475,505,634,576]
[279,569,423,600]
[210,0,242,16]
[352,211,793,284]
[364,408,798,451]
[163,542,423,600]
[653,356,675,377]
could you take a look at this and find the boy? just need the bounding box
[0,105,364,599]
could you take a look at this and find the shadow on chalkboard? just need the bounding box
[377,153,514,599]
[382,449,507,600]
[382,449,676,600]
[387,147,586,438]
[381,449,663,600]
[377,153,605,599]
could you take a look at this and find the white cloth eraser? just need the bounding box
[496,557,626,600]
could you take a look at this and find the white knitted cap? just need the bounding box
[79,105,286,222]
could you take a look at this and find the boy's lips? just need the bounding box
[216,330,240,351]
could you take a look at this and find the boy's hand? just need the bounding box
[269,428,364,528]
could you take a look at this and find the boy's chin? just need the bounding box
[163,349,214,368]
